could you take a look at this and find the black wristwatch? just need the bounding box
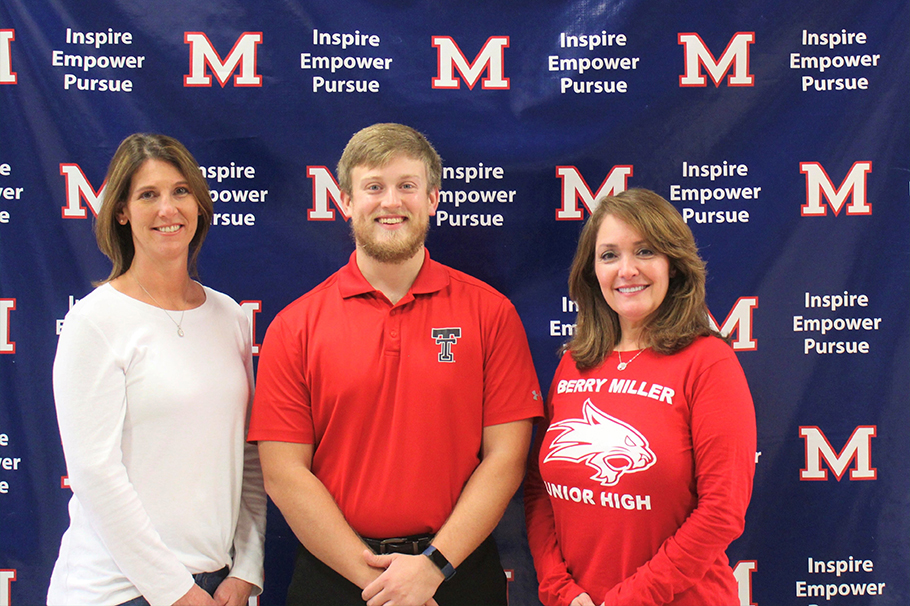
[422,545,456,581]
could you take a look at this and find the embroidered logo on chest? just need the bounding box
[432,327,461,362]
[544,399,656,486]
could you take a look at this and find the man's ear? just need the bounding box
[427,187,440,216]
[340,190,353,216]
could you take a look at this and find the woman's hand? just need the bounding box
[213,577,254,606]
[171,583,216,606]
[571,592,597,606]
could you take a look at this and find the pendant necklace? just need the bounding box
[134,274,187,337]
[616,348,645,371]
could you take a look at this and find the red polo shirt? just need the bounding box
[249,250,541,538]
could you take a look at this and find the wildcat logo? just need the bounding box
[545,399,655,486]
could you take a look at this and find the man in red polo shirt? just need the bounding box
[249,123,542,606]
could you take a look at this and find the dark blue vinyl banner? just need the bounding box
[1,0,908,604]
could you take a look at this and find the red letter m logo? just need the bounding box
[555,166,633,220]
[0,298,15,354]
[800,426,877,481]
[185,32,263,87]
[732,561,757,606]
[305,166,347,221]
[0,569,17,605]
[800,161,872,216]
[679,32,755,87]
[1,29,17,84]
[432,36,509,90]
[239,300,262,356]
[708,297,758,351]
[60,164,106,219]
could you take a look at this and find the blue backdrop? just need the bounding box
[1,1,908,604]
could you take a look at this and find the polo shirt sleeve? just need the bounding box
[480,298,543,427]
[248,313,315,444]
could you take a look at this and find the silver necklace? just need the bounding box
[134,275,187,337]
[616,348,645,371]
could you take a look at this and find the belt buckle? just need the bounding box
[379,537,420,555]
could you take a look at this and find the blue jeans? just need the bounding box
[116,566,229,606]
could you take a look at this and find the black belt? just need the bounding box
[362,534,434,555]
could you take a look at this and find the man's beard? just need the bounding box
[350,214,429,264]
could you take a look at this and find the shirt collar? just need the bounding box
[337,248,449,300]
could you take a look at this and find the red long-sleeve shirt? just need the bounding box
[525,337,756,606]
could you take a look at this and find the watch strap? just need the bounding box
[422,545,456,581]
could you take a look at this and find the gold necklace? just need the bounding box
[133,275,188,337]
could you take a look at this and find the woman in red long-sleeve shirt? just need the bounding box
[525,188,756,606]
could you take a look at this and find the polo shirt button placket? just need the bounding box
[386,308,402,354]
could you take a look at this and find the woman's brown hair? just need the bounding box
[567,188,719,369]
[95,133,213,283]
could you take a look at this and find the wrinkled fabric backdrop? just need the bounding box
[1,1,908,604]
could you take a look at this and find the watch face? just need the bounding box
[424,546,456,580]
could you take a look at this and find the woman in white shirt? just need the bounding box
[48,133,266,606]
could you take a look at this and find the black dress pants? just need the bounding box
[285,535,507,606]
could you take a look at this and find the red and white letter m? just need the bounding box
[679,32,754,87]
[432,36,509,90]
[800,161,872,216]
[185,32,263,87]
[800,425,877,481]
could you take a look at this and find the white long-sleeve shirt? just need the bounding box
[48,283,266,606]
